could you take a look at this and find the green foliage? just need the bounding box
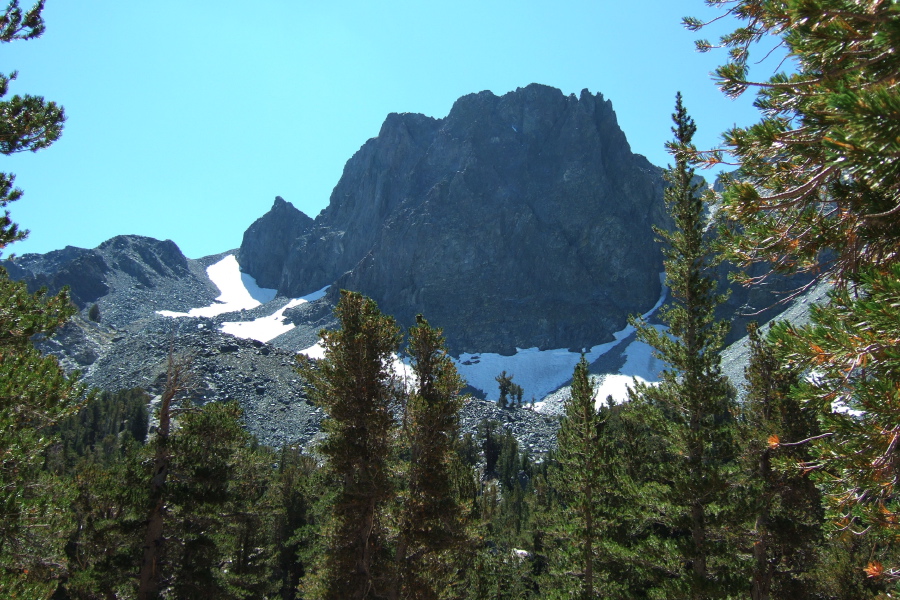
[273,447,325,600]
[0,5,80,594]
[463,544,537,600]
[0,252,81,597]
[394,315,471,599]
[87,303,100,322]
[769,266,900,570]
[548,355,602,599]
[628,94,740,598]
[691,0,900,284]
[496,371,512,408]
[737,323,823,599]
[298,290,401,599]
[46,387,149,472]
[63,440,149,599]
[62,400,290,600]
[496,428,520,491]
[477,419,503,476]
[694,0,900,588]
[0,0,64,250]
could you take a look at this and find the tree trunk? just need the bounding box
[137,352,189,600]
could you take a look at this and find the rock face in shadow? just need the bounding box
[238,196,314,290]
[239,84,669,354]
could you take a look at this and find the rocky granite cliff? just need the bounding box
[239,84,669,354]
[2,85,821,450]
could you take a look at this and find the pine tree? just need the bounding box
[272,447,323,600]
[63,445,148,599]
[738,323,823,600]
[298,290,401,600]
[691,0,900,578]
[551,355,602,599]
[477,419,503,477]
[0,3,79,595]
[0,0,65,250]
[167,401,278,600]
[629,93,739,599]
[767,266,900,580]
[686,0,900,284]
[138,352,192,600]
[496,371,514,408]
[392,315,470,600]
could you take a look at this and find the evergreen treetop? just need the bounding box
[0,3,80,595]
[688,0,900,284]
[629,93,739,599]
[298,290,401,600]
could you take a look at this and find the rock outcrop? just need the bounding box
[3,235,220,328]
[238,196,314,290]
[239,84,669,354]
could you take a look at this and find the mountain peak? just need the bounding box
[238,84,669,353]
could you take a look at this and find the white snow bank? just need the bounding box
[157,255,277,318]
[584,325,668,406]
[592,374,652,407]
[456,274,669,403]
[220,298,305,343]
[219,286,330,343]
[619,325,667,381]
[299,340,325,360]
[457,345,608,404]
[156,254,330,344]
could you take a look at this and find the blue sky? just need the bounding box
[3,1,774,259]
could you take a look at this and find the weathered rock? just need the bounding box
[238,196,314,290]
[238,84,670,354]
[4,235,220,328]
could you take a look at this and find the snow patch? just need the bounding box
[219,286,330,343]
[157,255,276,318]
[156,255,330,344]
[220,298,304,343]
[593,374,651,407]
[455,274,668,403]
[619,325,667,381]
[299,340,325,360]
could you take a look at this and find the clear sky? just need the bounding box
[2,1,776,259]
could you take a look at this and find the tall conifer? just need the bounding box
[691,0,900,576]
[629,93,739,599]
[737,323,823,600]
[0,3,79,595]
[299,290,401,600]
[392,315,469,600]
[551,355,602,599]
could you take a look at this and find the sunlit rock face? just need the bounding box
[239,84,670,354]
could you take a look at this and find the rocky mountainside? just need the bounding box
[4,235,220,326]
[238,84,670,354]
[3,84,818,451]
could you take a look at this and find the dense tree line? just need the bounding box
[4,0,900,597]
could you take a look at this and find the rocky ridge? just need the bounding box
[238,84,670,355]
[4,85,822,453]
[4,235,221,327]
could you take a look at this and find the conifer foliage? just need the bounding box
[393,315,469,600]
[688,0,900,285]
[738,323,822,600]
[0,0,65,249]
[0,2,80,596]
[629,93,739,598]
[770,266,900,564]
[693,0,900,582]
[551,355,602,599]
[299,290,402,599]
